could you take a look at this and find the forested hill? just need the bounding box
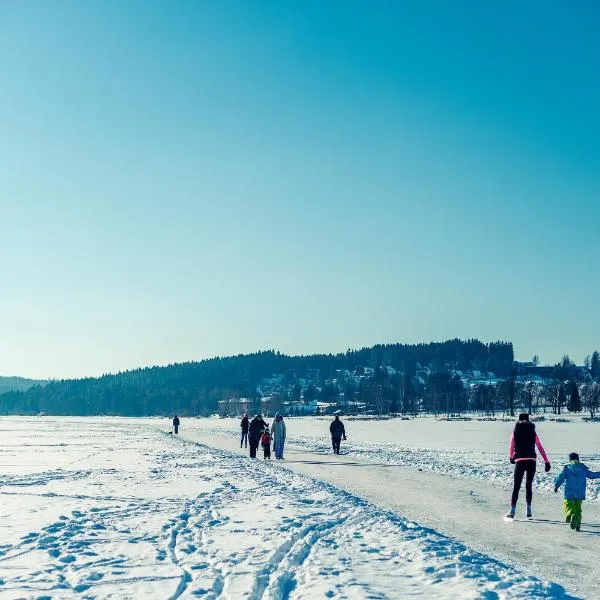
[0,339,513,416]
[0,376,47,395]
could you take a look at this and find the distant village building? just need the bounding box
[218,397,251,417]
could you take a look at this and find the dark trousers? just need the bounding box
[241,430,248,447]
[262,444,271,459]
[249,440,259,458]
[511,460,536,506]
[332,436,342,454]
[174,425,179,434]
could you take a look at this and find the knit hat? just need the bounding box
[569,452,580,461]
[518,413,529,421]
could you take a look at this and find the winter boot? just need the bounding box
[526,505,532,519]
[505,506,516,519]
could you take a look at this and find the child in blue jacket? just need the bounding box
[554,452,600,531]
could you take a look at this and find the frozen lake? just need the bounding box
[0,417,587,598]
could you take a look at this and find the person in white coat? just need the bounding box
[272,413,286,460]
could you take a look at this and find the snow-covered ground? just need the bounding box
[192,416,600,501]
[0,417,572,599]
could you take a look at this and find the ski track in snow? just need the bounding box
[0,419,575,599]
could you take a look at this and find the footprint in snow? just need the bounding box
[59,554,76,564]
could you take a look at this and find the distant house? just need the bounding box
[454,370,504,387]
[280,398,318,416]
[317,401,338,415]
[218,397,251,417]
[515,363,555,379]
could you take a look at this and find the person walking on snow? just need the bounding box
[554,452,600,531]
[261,427,272,460]
[272,413,286,459]
[330,415,346,455]
[248,414,266,459]
[506,413,551,519]
[240,413,249,448]
[172,415,180,435]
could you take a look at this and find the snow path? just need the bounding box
[0,418,572,599]
[192,418,600,502]
[182,429,600,600]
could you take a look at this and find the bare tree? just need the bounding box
[525,381,535,414]
[582,383,600,419]
[556,384,567,415]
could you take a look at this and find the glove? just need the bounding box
[510,458,516,465]
[343,435,347,441]
[545,462,551,473]
[554,488,558,493]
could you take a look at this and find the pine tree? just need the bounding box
[567,382,581,413]
[591,351,600,380]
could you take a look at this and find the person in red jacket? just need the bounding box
[261,428,272,460]
[505,413,551,519]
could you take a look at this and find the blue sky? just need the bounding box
[1,1,599,379]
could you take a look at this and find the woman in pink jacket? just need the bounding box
[506,413,551,519]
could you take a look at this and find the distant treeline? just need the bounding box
[0,376,47,395]
[0,339,513,416]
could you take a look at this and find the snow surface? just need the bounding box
[194,416,600,501]
[0,417,573,599]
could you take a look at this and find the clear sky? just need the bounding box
[1,1,599,379]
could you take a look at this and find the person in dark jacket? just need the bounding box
[505,413,551,519]
[240,413,249,448]
[248,414,267,458]
[172,415,180,435]
[329,415,346,455]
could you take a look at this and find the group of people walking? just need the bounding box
[240,413,347,460]
[240,412,288,459]
[175,410,596,532]
[506,412,599,531]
